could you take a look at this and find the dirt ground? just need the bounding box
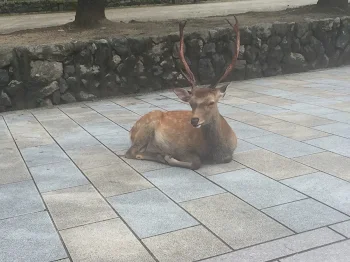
[0,4,349,47]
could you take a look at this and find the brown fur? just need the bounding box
[125,86,237,170]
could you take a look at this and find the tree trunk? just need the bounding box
[75,0,106,27]
[317,0,348,9]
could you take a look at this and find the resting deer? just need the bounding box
[125,16,240,170]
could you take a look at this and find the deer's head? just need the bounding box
[173,17,240,128]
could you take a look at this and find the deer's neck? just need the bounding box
[201,112,233,162]
[202,113,226,148]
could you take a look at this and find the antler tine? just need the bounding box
[209,15,240,88]
[179,21,197,90]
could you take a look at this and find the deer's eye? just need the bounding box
[208,102,215,106]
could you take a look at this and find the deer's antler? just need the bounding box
[209,15,240,88]
[179,21,197,90]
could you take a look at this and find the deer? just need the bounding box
[125,16,240,170]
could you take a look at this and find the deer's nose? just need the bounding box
[191,118,199,126]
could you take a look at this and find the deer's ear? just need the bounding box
[216,83,230,98]
[174,88,192,102]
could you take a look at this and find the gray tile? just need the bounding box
[246,95,296,107]
[143,225,230,262]
[270,112,334,127]
[305,135,350,158]
[21,144,69,167]
[280,240,350,262]
[13,131,55,149]
[282,172,350,216]
[326,101,350,112]
[235,139,259,153]
[225,111,282,127]
[122,156,168,173]
[245,134,323,158]
[30,161,89,193]
[143,167,225,203]
[197,160,245,177]
[236,103,289,115]
[314,122,350,138]
[54,130,100,150]
[293,152,350,181]
[0,143,31,185]
[259,121,329,141]
[31,108,68,121]
[282,103,338,116]
[202,228,344,262]
[0,211,67,262]
[84,163,153,197]
[0,180,44,219]
[40,118,80,137]
[181,193,292,249]
[85,101,123,112]
[42,184,117,230]
[81,120,125,136]
[263,199,349,232]
[66,144,120,170]
[210,169,305,209]
[234,149,315,180]
[220,95,257,106]
[227,120,272,139]
[330,221,350,238]
[95,131,131,155]
[61,218,154,262]
[322,111,350,124]
[108,188,198,238]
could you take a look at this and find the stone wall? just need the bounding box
[1,17,350,112]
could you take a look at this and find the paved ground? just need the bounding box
[0,0,316,34]
[1,66,350,262]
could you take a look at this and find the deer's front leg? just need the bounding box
[164,154,201,170]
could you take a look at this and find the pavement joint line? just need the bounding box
[264,238,350,262]
[3,115,74,262]
[327,226,350,240]
[258,197,310,211]
[195,228,349,262]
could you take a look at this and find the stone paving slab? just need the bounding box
[181,193,293,249]
[1,66,350,261]
[143,167,225,203]
[259,121,329,141]
[330,221,350,238]
[233,149,315,180]
[43,184,117,230]
[60,218,155,262]
[142,225,231,262]
[201,228,344,262]
[210,169,306,209]
[314,122,350,139]
[282,172,350,216]
[305,135,350,158]
[0,211,67,262]
[0,180,45,220]
[83,163,153,197]
[245,134,324,158]
[30,161,89,193]
[262,198,349,233]
[280,240,350,262]
[108,188,198,238]
[293,152,350,181]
